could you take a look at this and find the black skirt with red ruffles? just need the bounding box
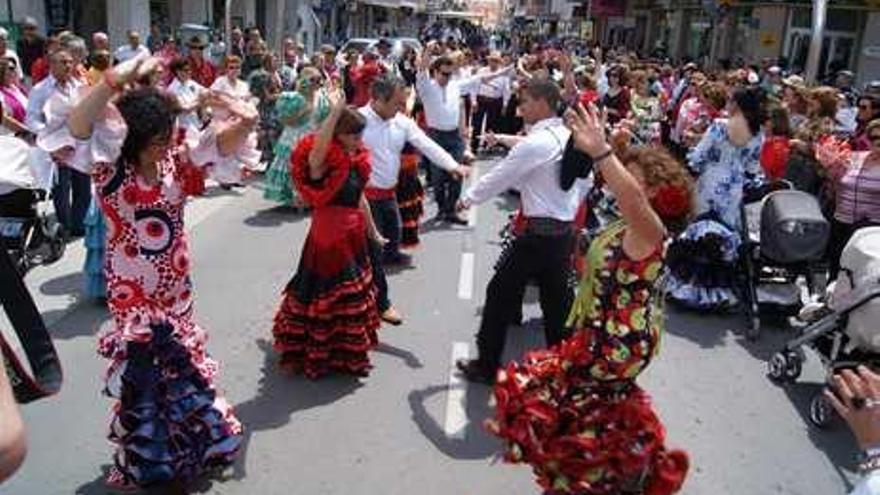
[397,151,424,249]
[271,206,381,379]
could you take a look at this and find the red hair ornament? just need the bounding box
[650,185,690,222]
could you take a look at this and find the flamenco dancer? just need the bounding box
[263,67,330,209]
[271,91,384,379]
[38,57,252,490]
[488,104,691,495]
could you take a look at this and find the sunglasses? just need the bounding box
[439,71,453,77]
[860,104,873,110]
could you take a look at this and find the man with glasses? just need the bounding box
[186,36,216,88]
[416,44,512,224]
[16,17,43,79]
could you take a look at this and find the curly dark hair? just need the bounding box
[115,87,181,164]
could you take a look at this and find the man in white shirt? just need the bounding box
[114,30,150,64]
[416,49,511,224]
[361,74,469,264]
[26,49,87,236]
[455,79,587,384]
[471,52,511,154]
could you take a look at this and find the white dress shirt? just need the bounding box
[168,78,206,131]
[25,75,82,190]
[477,69,511,102]
[114,43,150,63]
[25,75,81,133]
[462,117,587,221]
[416,70,480,131]
[359,104,459,189]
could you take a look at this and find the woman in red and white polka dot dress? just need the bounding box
[38,57,256,491]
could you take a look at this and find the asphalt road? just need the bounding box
[0,160,862,495]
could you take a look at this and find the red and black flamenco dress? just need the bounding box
[271,134,381,379]
[488,222,689,495]
[397,142,425,249]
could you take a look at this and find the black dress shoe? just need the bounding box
[445,214,469,226]
[456,358,496,385]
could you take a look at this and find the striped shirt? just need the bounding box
[836,152,880,224]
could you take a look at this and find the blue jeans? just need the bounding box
[368,198,402,261]
[427,129,464,216]
[52,166,91,235]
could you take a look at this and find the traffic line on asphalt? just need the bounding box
[457,252,475,300]
[444,341,470,439]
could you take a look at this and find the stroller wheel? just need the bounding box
[784,351,803,380]
[45,222,66,264]
[768,352,790,381]
[809,393,834,429]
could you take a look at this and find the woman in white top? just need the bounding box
[207,54,260,187]
[210,54,251,102]
[167,57,206,132]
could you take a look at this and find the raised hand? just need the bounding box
[564,103,609,157]
[112,55,161,87]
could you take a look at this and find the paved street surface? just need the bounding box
[0,159,863,495]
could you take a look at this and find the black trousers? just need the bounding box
[368,198,402,261]
[367,239,391,313]
[427,129,464,216]
[475,232,575,369]
[52,166,91,235]
[471,96,504,151]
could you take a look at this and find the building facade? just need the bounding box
[564,0,880,85]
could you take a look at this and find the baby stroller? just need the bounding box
[767,227,880,427]
[739,183,830,339]
[0,137,65,276]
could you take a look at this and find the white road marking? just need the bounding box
[444,341,471,439]
[457,252,475,300]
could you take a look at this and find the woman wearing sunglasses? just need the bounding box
[826,119,880,280]
[853,96,880,151]
[263,66,330,211]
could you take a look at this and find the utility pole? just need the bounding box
[275,0,286,54]
[805,0,827,83]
